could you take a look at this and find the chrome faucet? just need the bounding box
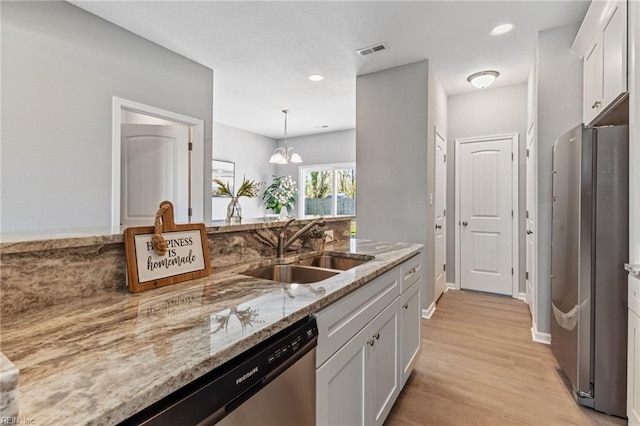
[277,218,326,259]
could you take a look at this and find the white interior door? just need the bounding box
[121,124,189,226]
[526,122,537,320]
[459,137,513,295]
[434,129,447,301]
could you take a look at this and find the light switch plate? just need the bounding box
[325,230,334,244]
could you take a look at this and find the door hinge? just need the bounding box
[526,210,529,219]
[444,154,447,162]
[188,142,193,151]
[526,149,530,158]
[511,267,514,275]
[444,264,446,271]
[188,207,193,217]
[443,209,446,217]
[511,209,514,217]
[511,152,514,161]
[526,271,529,280]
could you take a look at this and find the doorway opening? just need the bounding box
[454,133,519,298]
[111,97,204,228]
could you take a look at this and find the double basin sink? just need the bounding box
[242,254,373,284]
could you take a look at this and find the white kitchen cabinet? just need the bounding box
[577,0,627,125]
[401,279,422,386]
[316,254,423,426]
[316,298,400,426]
[628,276,640,426]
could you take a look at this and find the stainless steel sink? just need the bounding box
[242,264,339,284]
[295,254,373,271]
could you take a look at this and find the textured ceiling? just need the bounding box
[70,1,589,139]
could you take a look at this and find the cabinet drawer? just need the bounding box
[401,254,422,292]
[630,275,640,317]
[315,267,401,367]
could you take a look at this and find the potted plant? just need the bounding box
[262,175,298,218]
[213,176,263,223]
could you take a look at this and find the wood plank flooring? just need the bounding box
[385,290,628,426]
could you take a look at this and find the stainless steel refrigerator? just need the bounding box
[550,124,629,417]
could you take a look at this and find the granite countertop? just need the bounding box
[0,238,421,425]
[0,216,353,254]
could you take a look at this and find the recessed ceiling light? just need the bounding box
[308,74,325,82]
[467,71,500,89]
[490,23,515,36]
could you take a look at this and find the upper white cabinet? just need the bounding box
[573,0,628,125]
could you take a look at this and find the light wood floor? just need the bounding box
[385,290,628,426]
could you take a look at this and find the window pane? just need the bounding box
[304,170,333,216]
[336,169,356,216]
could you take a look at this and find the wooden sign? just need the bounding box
[124,201,211,293]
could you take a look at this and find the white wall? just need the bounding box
[356,60,430,310]
[536,23,583,333]
[1,1,214,232]
[212,123,276,219]
[447,84,527,292]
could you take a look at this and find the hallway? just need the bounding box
[385,290,627,426]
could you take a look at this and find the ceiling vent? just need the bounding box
[356,42,389,57]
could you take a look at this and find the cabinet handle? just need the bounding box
[374,333,380,340]
[527,230,533,235]
[403,303,409,309]
[367,338,375,347]
[591,100,601,109]
[404,267,417,280]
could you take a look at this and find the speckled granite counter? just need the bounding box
[0,238,421,425]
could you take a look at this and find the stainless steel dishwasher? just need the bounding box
[120,316,318,426]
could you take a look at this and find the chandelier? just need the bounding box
[269,110,302,164]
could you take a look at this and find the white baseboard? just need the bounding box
[446,282,456,291]
[422,302,436,319]
[531,321,551,345]
[517,292,527,302]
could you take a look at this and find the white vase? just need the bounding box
[279,206,288,220]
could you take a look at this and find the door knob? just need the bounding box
[527,230,533,235]
[462,221,468,226]
[435,224,442,229]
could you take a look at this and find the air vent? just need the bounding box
[356,42,389,57]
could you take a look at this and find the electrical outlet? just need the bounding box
[325,230,334,244]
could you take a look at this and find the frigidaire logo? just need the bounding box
[236,367,258,385]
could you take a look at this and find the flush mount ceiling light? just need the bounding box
[269,110,302,164]
[308,74,324,82]
[467,70,500,89]
[490,23,515,36]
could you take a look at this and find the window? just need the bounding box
[299,163,356,217]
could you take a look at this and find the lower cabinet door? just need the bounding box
[316,324,369,426]
[629,309,640,426]
[401,280,422,385]
[369,298,401,426]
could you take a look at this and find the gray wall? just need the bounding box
[1,1,214,232]
[212,123,276,219]
[356,60,430,309]
[447,84,528,292]
[535,23,583,333]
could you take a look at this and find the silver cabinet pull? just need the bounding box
[403,304,409,309]
[435,224,442,229]
[367,338,375,347]
[374,333,380,340]
[591,100,601,109]
[527,230,533,235]
[462,221,468,226]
